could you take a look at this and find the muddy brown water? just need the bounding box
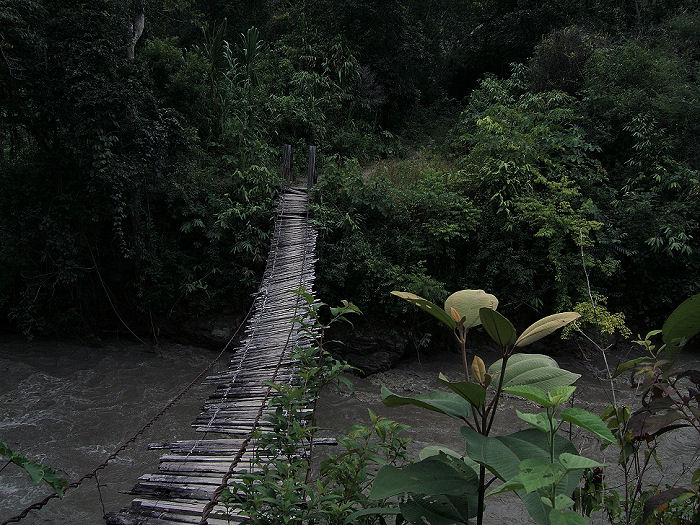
[1,339,698,524]
[0,339,228,524]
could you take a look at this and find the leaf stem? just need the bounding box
[457,327,471,382]
[486,352,510,435]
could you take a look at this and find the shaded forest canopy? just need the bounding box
[0,0,698,338]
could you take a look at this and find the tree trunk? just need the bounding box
[127,11,145,59]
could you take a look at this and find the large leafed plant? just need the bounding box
[360,289,615,525]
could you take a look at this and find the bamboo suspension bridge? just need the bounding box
[2,147,323,525]
[107,183,318,525]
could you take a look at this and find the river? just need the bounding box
[1,339,698,524]
[0,339,228,524]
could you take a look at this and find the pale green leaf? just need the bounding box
[489,353,580,391]
[504,385,552,407]
[516,410,551,432]
[519,458,565,493]
[444,290,498,329]
[548,385,576,406]
[554,494,575,510]
[558,453,604,471]
[391,291,456,330]
[515,312,581,348]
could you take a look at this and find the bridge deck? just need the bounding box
[106,186,318,524]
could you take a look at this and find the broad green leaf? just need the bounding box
[462,427,521,480]
[489,354,581,391]
[444,290,498,329]
[344,507,401,523]
[561,408,616,443]
[553,494,575,510]
[397,457,480,521]
[381,386,472,420]
[558,453,604,471]
[662,293,700,345]
[486,477,525,496]
[23,462,44,484]
[401,493,478,524]
[418,446,462,461]
[462,428,577,481]
[338,376,354,393]
[42,470,68,498]
[463,427,583,524]
[515,312,581,348]
[504,385,552,407]
[437,373,486,407]
[419,445,480,475]
[548,385,576,406]
[391,291,456,330]
[370,458,478,499]
[519,458,565,493]
[479,308,516,346]
[549,508,589,525]
[517,410,551,432]
[489,354,559,378]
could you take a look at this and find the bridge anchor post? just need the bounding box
[307,145,316,189]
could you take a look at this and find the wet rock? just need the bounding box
[335,329,409,376]
[162,309,245,348]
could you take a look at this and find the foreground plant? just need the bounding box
[366,289,616,524]
[0,441,68,497]
[577,293,700,524]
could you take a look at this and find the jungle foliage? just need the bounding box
[313,6,699,331]
[0,1,698,336]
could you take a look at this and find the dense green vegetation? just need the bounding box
[0,1,698,337]
[313,8,700,332]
